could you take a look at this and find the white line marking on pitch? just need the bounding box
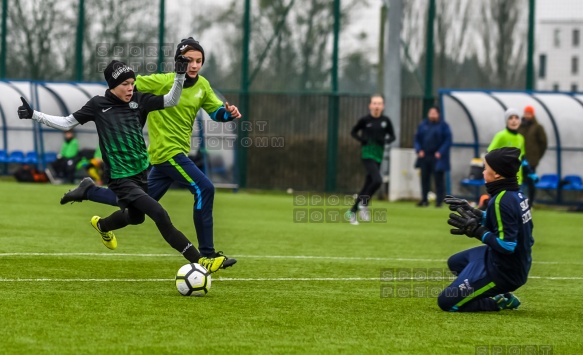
[0,276,581,282]
[0,253,578,265]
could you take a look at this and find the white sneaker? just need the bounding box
[345,211,359,225]
[358,206,371,222]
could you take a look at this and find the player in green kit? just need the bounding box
[488,108,538,185]
[61,38,240,268]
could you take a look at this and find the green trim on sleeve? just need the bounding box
[494,191,507,240]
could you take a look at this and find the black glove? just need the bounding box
[18,97,33,119]
[443,195,484,219]
[174,55,190,74]
[447,208,489,239]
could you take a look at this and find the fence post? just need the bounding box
[75,0,84,81]
[325,0,341,192]
[237,0,251,188]
[0,0,8,79]
[157,0,165,73]
[423,0,436,113]
[526,0,536,91]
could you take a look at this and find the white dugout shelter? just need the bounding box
[440,89,583,204]
[0,80,237,187]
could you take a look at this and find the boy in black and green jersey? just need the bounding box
[60,38,239,268]
[17,58,227,273]
[348,95,395,225]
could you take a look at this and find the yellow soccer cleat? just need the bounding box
[198,256,226,273]
[90,216,117,250]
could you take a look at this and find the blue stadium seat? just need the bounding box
[0,149,7,163]
[24,151,38,164]
[461,178,485,186]
[535,174,559,190]
[7,150,25,164]
[43,152,58,164]
[562,175,583,191]
[460,178,484,203]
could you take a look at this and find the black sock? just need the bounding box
[157,222,200,263]
[97,210,128,232]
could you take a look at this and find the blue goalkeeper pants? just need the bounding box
[86,153,216,256]
[437,246,510,312]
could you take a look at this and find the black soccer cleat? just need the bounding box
[213,251,237,269]
[60,177,95,205]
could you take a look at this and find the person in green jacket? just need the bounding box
[518,105,548,203]
[51,129,79,183]
[488,108,537,186]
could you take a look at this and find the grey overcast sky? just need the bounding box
[538,0,583,19]
[165,0,583,59]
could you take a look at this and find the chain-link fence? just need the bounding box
[0,0,536,192]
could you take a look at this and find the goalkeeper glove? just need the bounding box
[443,195,484,219]
[447,208,489,239]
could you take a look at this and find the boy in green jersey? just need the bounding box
[488,108,538,185]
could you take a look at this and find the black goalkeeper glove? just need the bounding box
[175,55,190,74]
[447,208,489,239]
[18,97,33,119]
[443,195,484,219]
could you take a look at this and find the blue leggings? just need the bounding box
[87,153,216,256]
[437,246,511,312]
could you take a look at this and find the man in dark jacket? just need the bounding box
[414,106,452,207]
[518,105,547,204]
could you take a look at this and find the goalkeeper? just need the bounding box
[437,147,534,312]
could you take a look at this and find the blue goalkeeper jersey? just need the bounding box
[482,190,534,288]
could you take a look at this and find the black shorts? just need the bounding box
[108,170,149,209]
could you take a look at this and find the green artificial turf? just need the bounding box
[0,181,581,354]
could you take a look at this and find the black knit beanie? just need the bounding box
[485,147,521,178]
[103,60,135,89]
[175,37,205,64]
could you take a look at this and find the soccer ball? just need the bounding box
[175,263,212,296]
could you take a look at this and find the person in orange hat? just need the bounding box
[518,105,548,204]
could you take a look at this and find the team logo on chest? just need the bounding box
[129,101,138,109]
[381,121,387,128]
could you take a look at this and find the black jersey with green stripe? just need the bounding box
[351,114,395,163]
[72,90,164,180]
[482,190,534,288]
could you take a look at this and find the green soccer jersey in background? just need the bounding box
[361,144,384,163]
[136,73,224,165]
[488,129,526,184]
[60,138,79,159]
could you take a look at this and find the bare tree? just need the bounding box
[7,0,76,80]
[478,0,528,88]
[81,0,159,81]
[433,0,471,88]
